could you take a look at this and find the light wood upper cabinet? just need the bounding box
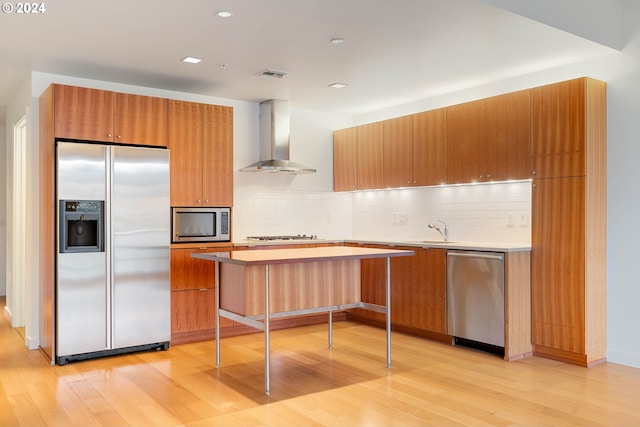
[333,127,359,191]
[169,100,233,207]
[532,78,586,178]
[52,84,168,146]
[446,99,486,183]
[333,122,384,191]
[114,92,169,146]
[413,108,447,186]
[485,89,532,181]
[357,122,385,190]
[383,115,414,187]
[447,91,531,184]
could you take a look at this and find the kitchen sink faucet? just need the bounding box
[428,220,449,241]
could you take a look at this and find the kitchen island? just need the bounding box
[192,245,414,395]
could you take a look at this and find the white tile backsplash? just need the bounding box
[233,181,531,244]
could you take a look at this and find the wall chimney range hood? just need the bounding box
[240,100,316,174]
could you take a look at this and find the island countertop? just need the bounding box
[191,245,415,266]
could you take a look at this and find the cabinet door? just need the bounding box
[532,79,586,178]
[390,247,446,332]
[357,122,384,190]
[383,115,414,187]
[413,108,447,186]
[53,85,115,141]
[115,93,168,147]
[414,248,447,333]
[485,90,531,181]
[170,248,216,291]
[531,176,586,354]
[446,100,486,183]
[333,127,359,191]
[171,289,216,334]
[169,100,205,206]
[202,104,234,207]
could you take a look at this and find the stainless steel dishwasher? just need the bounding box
[447,250,505,352]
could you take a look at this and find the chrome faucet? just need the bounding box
[427,220,449,241]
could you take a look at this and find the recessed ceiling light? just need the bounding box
[216,10,233,18]
[182,56,202,64]
[330,38,344,45]
[329,83,348,89]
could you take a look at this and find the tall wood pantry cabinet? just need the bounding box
[530,77,606,366]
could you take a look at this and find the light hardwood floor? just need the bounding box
[2,296,640,427]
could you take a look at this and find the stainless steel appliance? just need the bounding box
[56,141,170,365]
[171,207,230,243]
[447,250,505,352]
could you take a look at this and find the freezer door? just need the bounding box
[111,145,171,348]
[56,143,108,356]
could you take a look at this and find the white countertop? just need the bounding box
[233,239,530,252]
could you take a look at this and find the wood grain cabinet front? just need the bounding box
[349,244,447,338]
[530,77,606,366]
[333,122,384,191]
[169,100,233,207]
[51,84,168,146]
[170,247,233,344]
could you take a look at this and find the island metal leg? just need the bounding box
[386,256,391,367]
[264,264,271,396]
[328,310,333,348]
[215,260,221,367]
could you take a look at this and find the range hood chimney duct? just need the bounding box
[240,100,316,174]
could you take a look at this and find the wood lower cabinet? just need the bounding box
[349,244,448,339]
[170,246,234,344]
[169,100,233,207]
[49,84,168,146]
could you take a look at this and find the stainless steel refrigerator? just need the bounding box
[56,141,170,365]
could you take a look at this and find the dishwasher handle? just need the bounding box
[447,250,504,261]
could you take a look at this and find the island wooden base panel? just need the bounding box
[3,312,639,426]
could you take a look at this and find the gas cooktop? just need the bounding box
[245,234,318,242]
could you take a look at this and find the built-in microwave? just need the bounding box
[171,207,230,243]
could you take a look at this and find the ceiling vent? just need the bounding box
[257,69,288,79]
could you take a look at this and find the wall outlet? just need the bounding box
[520,212,528,227]
[507,211,515,228]
[393,212,408,225]
[327,213,333,223]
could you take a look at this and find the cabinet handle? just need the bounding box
[204,199,209,203]
[107,133,112,138]
[117,135,122,139]
[486,174,491,178]
[197,199,201,203]
[532,171,537,175]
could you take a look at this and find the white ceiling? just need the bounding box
[0,0,620,124]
